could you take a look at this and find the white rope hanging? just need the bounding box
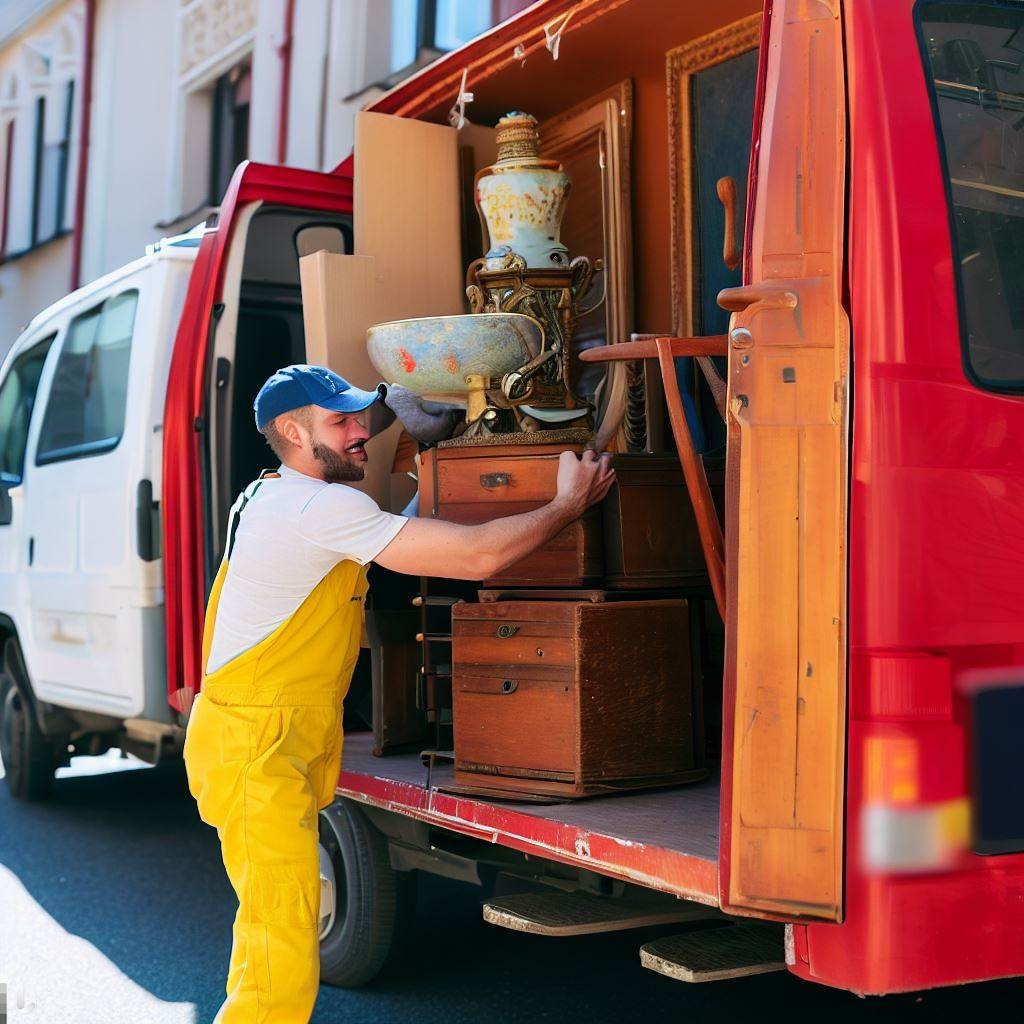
[447,67,474,130]
[543,8,575,61]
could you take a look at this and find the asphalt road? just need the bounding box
[0,753,1022,1023]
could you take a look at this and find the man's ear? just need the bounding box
[276,414,306,448]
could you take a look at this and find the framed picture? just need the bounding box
[668,15,761,338]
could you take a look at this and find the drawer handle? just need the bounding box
[480,472,511,489]
[459,677,521,695]
[496,624,519,639]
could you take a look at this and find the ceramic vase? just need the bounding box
[475,112,571,271]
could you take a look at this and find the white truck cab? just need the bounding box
[0,234,198,796]
[0,162,355,799]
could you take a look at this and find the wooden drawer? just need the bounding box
[454,632,575,669]
[424,442,574,510]
[453,603,575,668]
[436,453,560,505]
[485,519,600,588]
[454,671,576,776]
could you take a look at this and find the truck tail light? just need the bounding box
[860,735,969,874]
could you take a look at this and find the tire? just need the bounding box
[317,800,417,987]
[0,677,56,801]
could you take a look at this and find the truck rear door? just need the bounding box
[719,0,850,921]
[163,161,353,715]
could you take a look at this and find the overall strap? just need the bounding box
[202,471,280,680]
[225,473,268,557]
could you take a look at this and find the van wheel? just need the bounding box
[318,800,416,987]
[0,681,56,801]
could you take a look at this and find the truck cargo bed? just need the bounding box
[336,731,721,906]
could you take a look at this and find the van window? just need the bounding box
[918,1,1024,390]
[36,290,138,464]
[0,336,55,485]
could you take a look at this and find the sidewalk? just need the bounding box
[0,864,195,1024]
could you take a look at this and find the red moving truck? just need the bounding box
[1,0,1023,997]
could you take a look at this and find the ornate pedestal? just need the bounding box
[466,257,597,416]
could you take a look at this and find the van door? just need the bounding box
[163,161,353,714]
[719,0,850,921]
[19,282,168,721]
[0,334,58,621]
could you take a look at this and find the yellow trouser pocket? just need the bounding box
[184,699,287,828]
[249,862,320,929]
[314,711,344,811]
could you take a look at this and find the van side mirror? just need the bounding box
[0,486,12,526]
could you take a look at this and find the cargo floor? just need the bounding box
[337,731,721,905]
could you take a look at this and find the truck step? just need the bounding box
[639,923,786,982]
[482,891,715,936]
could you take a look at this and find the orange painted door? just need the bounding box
[719,0,850,921]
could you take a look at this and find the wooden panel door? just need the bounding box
[719,0,850,922]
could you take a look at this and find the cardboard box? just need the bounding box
[353,111,464,320]
[299,250,412,512]
[299,113,469,512]
[299,252,380,372]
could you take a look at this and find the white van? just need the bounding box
[0,177,355,799]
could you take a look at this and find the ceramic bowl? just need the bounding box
[366,313,544,399]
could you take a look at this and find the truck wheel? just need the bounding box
[0,681,56,801]
[318,800,417,987]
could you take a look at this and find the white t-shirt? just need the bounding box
[205,465,408,675]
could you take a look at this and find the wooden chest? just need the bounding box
[419,442,600,587]
[419,444,708,589]
[450,599,705,799]
[602,455,710,588]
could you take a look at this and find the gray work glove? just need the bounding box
[383,383,464,444]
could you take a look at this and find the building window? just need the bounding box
[209,59,251,205]
[433,0,497,51]
[388,0,531,75]
[36,290,138,465]
[30,79,74,247]
[0,118,13,259]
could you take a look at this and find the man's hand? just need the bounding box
[383,383,464,443]
[552,449,616,519]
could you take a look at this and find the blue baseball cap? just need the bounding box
[254,364,386,431]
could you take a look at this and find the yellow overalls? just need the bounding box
[184,475,368,1023]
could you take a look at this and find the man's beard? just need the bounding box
[311,436,365,483]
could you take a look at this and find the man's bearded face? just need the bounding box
[303,405,371,483]
[310,432,365,483]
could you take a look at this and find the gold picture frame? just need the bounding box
[667,14,762,336]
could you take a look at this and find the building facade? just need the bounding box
[0,0,530,351]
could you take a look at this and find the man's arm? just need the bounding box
[374,450,614,580]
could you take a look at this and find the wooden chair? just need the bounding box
[580,335,728,617]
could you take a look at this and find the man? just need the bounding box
[183,364,614,1023]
